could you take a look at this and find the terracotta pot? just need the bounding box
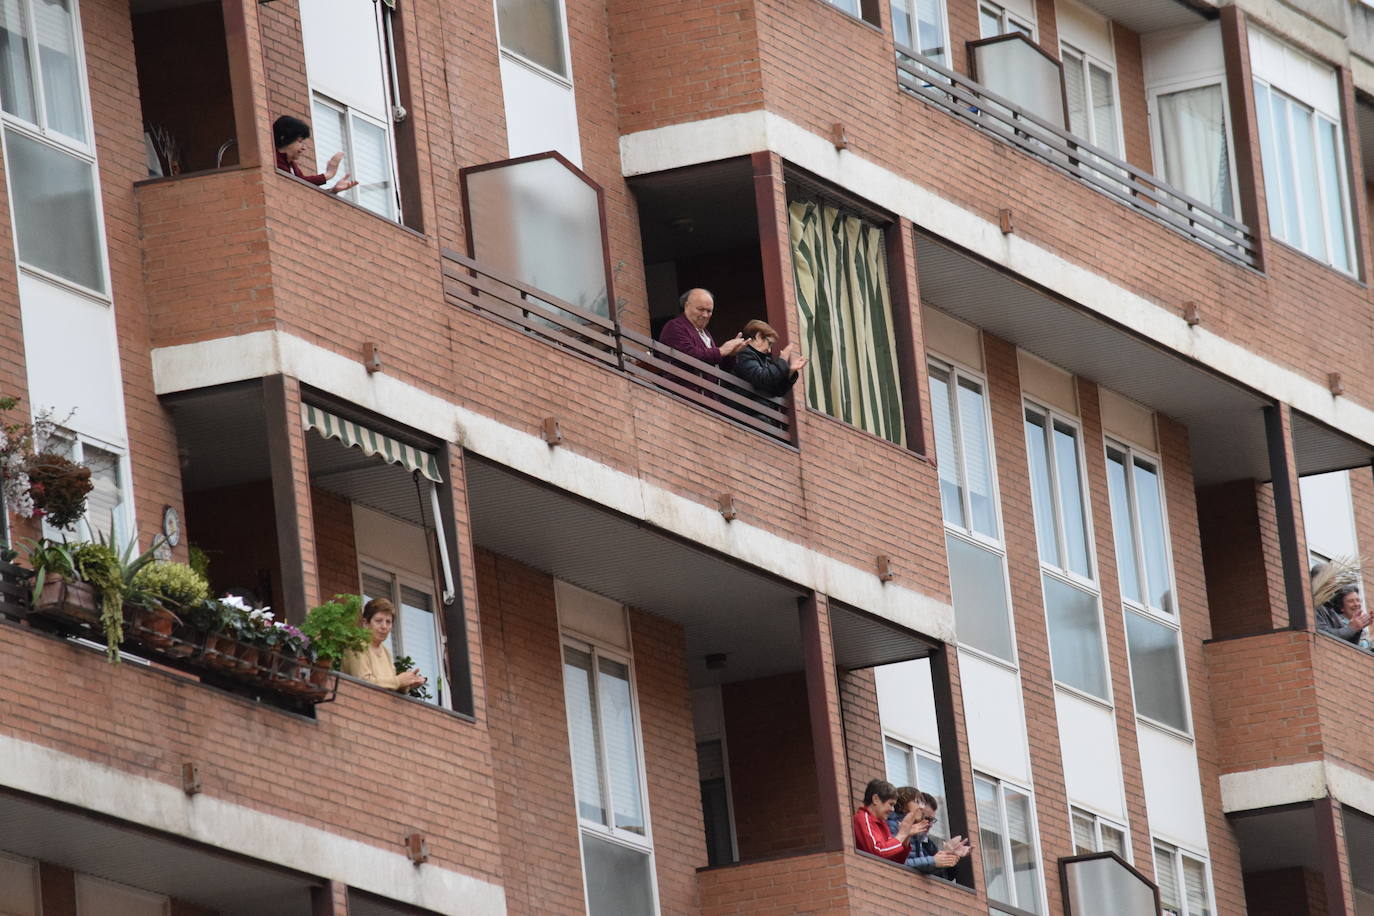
[233,642,260,675]
[129,603,175,650]
[200,632,239,671]
[35,575,100,627]
[300,661,334,702]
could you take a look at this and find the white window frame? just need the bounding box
[495,0,574,85]
[0,0,111,301]
[1026,400,1112,704]
[884,735,949,844]
[1145,75,1241,219]
[1059,40,1124,156]
[979,0,1035,39]
[1106,437,1194,736]
[891,0,952,66]
[41,429,132,544]
[560,631,660,915]
[1252,76,1355,274]
[975,771,1047,915]
[929,356,1020,668]
[1069,805,1129,860]
[360,563,449,709]
[1152,838,1215,916]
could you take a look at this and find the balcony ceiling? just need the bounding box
[464,457,933,687]
[1075,0,1215,34]
[630,158,759,263]
[0,789,318,915]
[1230,805,1322,875]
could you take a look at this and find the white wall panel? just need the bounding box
[1138,723,1208,850]
[961,653,1032,783]
[1301,471,1358,561]
[1056,689,1126,819]
[1142,22,1224,89]
[501,56,582,166]
[875,658,940,751]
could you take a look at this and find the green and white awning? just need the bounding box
[301,404,442,483]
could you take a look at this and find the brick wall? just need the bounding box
[1197,480,1276,638]
[312,487,359,602]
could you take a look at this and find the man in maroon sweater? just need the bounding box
[657,288,746,365]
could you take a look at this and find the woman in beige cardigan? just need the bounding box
[342,598,427,692]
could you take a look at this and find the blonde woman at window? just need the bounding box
[343,598,426,692]
[272,115,358,194]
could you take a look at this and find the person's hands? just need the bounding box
[720,334,746,357]
[894,807,922,841]
[324,151,345,179]
[330,173,359,194]
[789,353,810,372]
[398,668,426,689]
[1352,609,1372,631]
[942,835,973,858]
[934,851,959,868]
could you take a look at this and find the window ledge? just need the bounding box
[852,850,977,893]
[273,168,426,241]
[133,163,258,189]
[335,670,477,723]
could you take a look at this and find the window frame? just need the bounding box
[1252,76,1355,274]
[929,355,1021,668]
[1069,805,1130,861]
[495,0,574,85]
[0,0,111,301]
[975,771,1047,915]
[1152,838,1215,916]
[359,563,449,709]
[40,429,132,544]
[884,734,949,844]
[979,0,1035,38]
[891,0,952,65]
[1059,40,1123,156]
[1145,75,1241,219]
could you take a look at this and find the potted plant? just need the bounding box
[25,451,93,529]
[302,594,369,668]
[128,560,209,655]
[256,618,313,693]
[25,538,96,625]
[187,597,247,671]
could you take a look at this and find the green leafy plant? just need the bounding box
[22,537,77,602]
[132,561,209,609]
[26,452,93,529]
[395,654,432,700]
[302,594,369,667]
[187,544,210,582]
[69,541,123,659]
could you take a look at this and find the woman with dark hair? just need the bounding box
[732,319,808,397]
[272,114,357,193]
[342,597,426,692]
[1318,585,1371,645]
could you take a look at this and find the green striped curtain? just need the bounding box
[789,199,905,445]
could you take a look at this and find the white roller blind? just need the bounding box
[299,0,388,117]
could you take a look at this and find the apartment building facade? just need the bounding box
[1,0,1372,912]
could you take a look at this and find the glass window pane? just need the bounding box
[698,739,733,867]
[884,738,912,786]
[80,444,121,543]
[1272,93,1303,246]
[957,377,997,537]
[563,646,607,825]
[309,96,346,181]
[4,128,102,291]
[1089,62,1117,155]
[35,0,82,141]
[1155,843,1180,914]
[1291,104,1326,261]
[1317,117,1349,273]
[976,777,1010,905]
[979,5,1000,37]
[1132,458,1173,614]
[1182,855,1210,916]
[350,113,395,219]
[1253,82,1283,238]
[930,368,965,529]
[1044,574,1108,698]
[1053,422,1091,577]
[947,534,1014,660]
[891,0,914,51]
[1063,51,1087,140]
[1025,409,1059,568]
[1106,448,1141,604]
[1071,809,1095,856]
[0,0,35,123]
[598,657,645,835]
[1101,823,1127,858]
[399,586,440,705]
[914,0,946,61]
[496,0,567,77]
[915,753,948,844]
[1157,84,1233,217]
[1125,610,1188,731]
[581,832,655,916]
[1006,789,1041,913]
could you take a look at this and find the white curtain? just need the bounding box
[1158,84,1233,217]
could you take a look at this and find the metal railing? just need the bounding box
[894,50,1259,268]
[440,249,791,441]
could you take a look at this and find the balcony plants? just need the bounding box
[0,397,91,527]
[127,560,209,655]
[301,594,369,668]
[25,538,96,628]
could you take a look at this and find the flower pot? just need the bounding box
[233,642,260,676]
[34,575,99,628]
[300,661,334,702]
[199,632,239,671]
[128,603,176,651]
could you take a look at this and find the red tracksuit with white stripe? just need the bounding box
[853,807,909,862]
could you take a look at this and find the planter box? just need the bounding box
[34,575,100,628]
[0,559,32,619]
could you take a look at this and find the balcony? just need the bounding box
[894,42,1258,268]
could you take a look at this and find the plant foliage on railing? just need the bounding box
[892,49,1258,267]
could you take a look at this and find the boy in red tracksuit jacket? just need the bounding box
[853,778,922,862]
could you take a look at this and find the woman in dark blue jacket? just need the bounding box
[732,319,808,397]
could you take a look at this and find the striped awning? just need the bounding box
[301,404,442,483]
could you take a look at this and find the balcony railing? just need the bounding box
[895,50,1259,268]
[440,250,791,440]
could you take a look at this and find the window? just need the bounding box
[1061,43,1119,155]
[930,360,1015,661]
[884,736,948,845]
[497,0,569,77]
[42,432,126,543]
[299,0,400,220]
[698,738,736,867]
[562,637,658,914]
[975,773,1043,914]
[979,0,1033,38]
[1071,806,1128,858]
[789,197,905,445]
[1106,441,1189,732]
[0,0,104,295]
[1154,83,1236,218]
[1026,404,1109,699]
[891,0,949,64]
[1153,840,1212,916]
[361,569,446,707]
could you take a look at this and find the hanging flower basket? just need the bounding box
[26,452,93,529]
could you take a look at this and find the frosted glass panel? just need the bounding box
[5,127,101,291]
[947,534,1013,660]
[1044,574,1107,698]
[1125,610,1187,730]
[1065,856,1157,916]
[973,35,1065,128]
[497,0,567,76]
[466,156,609,318]
[581,833,655,916]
